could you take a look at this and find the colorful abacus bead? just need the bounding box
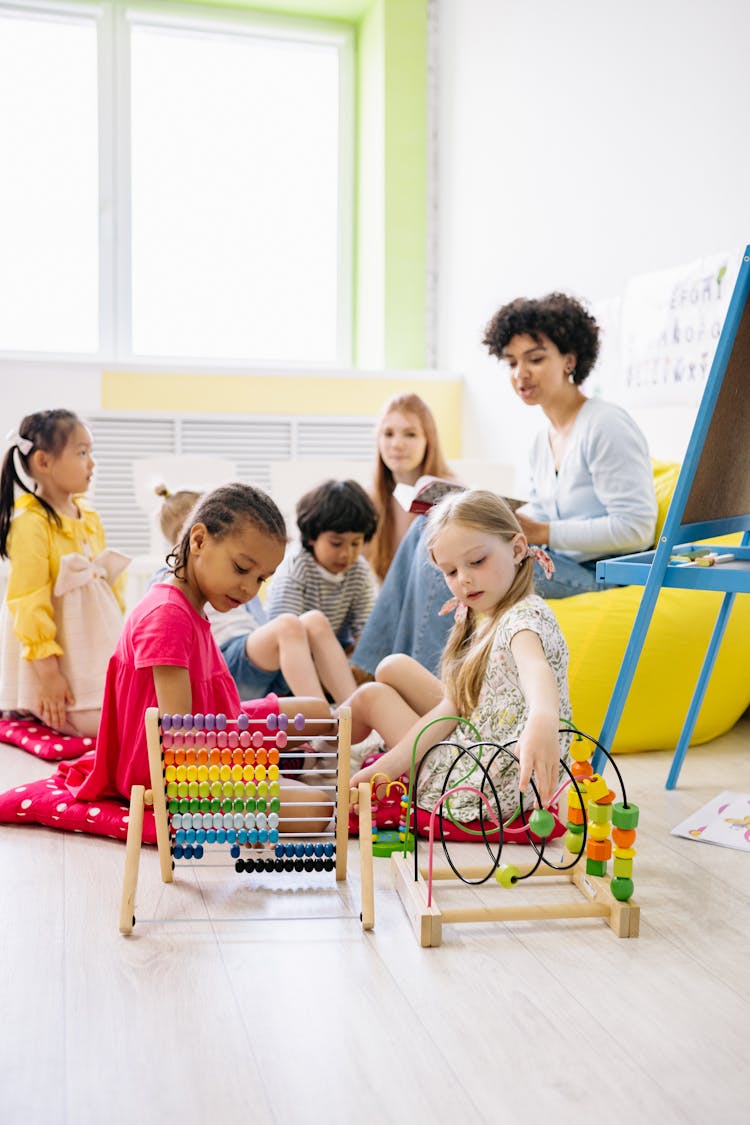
[294,712,306,731]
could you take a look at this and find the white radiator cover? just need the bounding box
[88,412,375,556]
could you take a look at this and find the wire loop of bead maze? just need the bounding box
[391,723,640,947]
[119,704,374,933]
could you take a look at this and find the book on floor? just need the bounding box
[670,790,750,852]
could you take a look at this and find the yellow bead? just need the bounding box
[613,856,634,878]
[614,846,636,860]
[495,864,520,887]
[588,822,611,841]
[570,740,592,762]
[208,765,220,781]
[585,774,609,802]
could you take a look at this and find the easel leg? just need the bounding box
[666,590,736,789]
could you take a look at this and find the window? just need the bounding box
[0,4,99,354]
[0,1,353,365]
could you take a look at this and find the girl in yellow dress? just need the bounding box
[0,410,127,736]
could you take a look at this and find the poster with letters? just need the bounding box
[620,247,744,406]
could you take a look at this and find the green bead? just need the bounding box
[565,820,584,834]
[495,864,520,888]
[586,859,607,877]
[612,802,639,829]
[588,802,613,825]
[565,831,584,853]
[610,876,634,901]
[613,856,633,878]
[529,808,556,838]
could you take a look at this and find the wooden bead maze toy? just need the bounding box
[119,704,374,933]
[360,773,414,858]
[391,723,640,947]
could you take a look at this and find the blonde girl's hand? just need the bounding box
[510,629,561,809]
[516,714,560,809]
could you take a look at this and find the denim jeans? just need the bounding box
[534,552,614,598]
[352,520,612,677]
[352,517,452,677]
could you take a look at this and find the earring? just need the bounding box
[567,369,576,384]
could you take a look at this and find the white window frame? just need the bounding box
[0,0,355,369]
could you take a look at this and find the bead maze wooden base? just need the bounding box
[119,704,374,933]
[391,726,641,947]
[391,850,640,947]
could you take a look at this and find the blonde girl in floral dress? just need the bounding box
[346,489,571,839]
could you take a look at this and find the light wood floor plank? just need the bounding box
[1,721,748,1124]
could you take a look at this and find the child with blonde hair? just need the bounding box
[347,489,571,838]
[0,410,127,737]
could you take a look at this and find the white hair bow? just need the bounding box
[5,429,33,457]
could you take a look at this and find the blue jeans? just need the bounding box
[534,552,615,598]
[352,517,452,677]
[352,521,612,677]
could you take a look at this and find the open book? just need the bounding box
[393,475,526,515]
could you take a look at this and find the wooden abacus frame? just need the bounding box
[119,704,374,934]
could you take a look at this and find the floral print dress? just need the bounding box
[416,595,572,822]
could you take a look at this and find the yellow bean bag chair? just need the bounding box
[550,460,750,752]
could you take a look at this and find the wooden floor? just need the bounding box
[1,721,749,1125]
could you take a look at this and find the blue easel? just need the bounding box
[592,247,750,789]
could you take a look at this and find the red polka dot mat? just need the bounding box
[0,717,95,761]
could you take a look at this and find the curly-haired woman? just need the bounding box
[351,292,657,677]
[483,292,657,597]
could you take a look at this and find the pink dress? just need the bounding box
[65,584,242,801]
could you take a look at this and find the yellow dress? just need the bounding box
[0,494,128,734]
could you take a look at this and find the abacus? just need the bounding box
[119,704,374,933]
[391,722,640,947]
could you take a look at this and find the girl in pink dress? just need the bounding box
[66,482,332,834]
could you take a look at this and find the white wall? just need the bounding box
[435,0,750,485]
